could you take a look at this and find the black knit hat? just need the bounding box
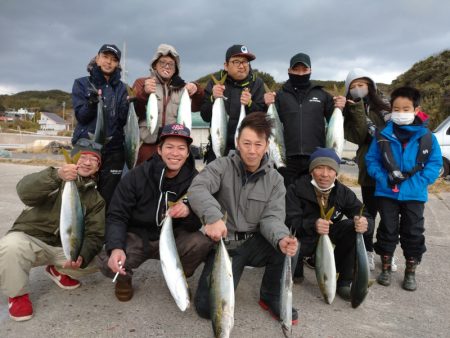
[309,148,340,173]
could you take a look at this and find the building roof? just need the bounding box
[41,112,68,124]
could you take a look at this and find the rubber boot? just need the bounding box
[377,255,392,286]
[402,258,418,291]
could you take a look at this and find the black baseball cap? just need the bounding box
[159,123,193,145]
[98,44,121,61]
[225,44,256,62]
[290,53,311,68]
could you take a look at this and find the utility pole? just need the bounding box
[121,41,128,84]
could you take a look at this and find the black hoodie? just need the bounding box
[105,152,201,252]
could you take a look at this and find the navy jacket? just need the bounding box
[72,64,129,153]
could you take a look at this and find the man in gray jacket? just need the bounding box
[188,112,298,324]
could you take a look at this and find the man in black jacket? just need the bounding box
[201,44,266,162]
[285,148,373,300]
[264,52,346,187]
[97,123,213,301]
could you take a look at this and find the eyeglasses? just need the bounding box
[157,60,176,69]
[229,59,249,67]
[76,139,103,151]
[79,154,99,164]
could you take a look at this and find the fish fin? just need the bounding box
[219,73,227,85]
[61,148,72,164]
[263,83,271,93]
[325,206,335,221]
[359,204,365,217]
[320,204,326,219]
[88,132,95,140]
[368,279,376,288]
[210,74,220,85]
[72,151,81,164]
[222,211,228,224]
[336,272,340,280]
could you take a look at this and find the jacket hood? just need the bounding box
[150,44,180,76]
[345,68,377,96]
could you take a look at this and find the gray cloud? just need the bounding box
[1,0,449,94]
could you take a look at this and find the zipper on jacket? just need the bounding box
[299,103,303,154]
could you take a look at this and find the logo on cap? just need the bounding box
[172,124,184,131]
[241,46,248,53]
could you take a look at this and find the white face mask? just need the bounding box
[349,87,368,99]
[311,178,335,192]
[391,112,415,125]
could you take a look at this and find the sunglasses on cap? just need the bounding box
[76,139,103,151]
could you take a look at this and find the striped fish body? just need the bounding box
[351,233,370,308]
[315,234,336,304]
[146,93,158,134]
[326,107,344,158]
[267,103,286,167]
[124,101,140,170]
[159,215,190,311]
[60,181,84,261]
[210,239,235,338]
[176,88,192,130]
[211,98,228,159]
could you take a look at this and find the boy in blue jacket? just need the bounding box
[365,86,442,291]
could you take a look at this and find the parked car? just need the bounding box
[433,116,450,177]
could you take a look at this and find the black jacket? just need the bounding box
[285,175,374,255]
[275,81,335,157]
[200,70,266,153]
[105,153,201,252]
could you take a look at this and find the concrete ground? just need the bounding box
[0,162,449,338]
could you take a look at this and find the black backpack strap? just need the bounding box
[407,130,432,176]
[375,131,401,173]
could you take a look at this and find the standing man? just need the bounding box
[0,139,105,321]
[264,52,346,186]
[200,44,266,162]
[98,124,213,301]
[72,44,129,207]
[285,148,373,300]
[133,44,205,164]
[188,112,299,324]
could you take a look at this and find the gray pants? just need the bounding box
[97,229,214,281]
[0,232,98,298]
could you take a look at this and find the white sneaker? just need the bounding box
[391,256,398,272]
[367,251,375,271]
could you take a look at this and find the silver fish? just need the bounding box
[177,88,192,130]
[146,93,158,134]
[211,98,228,159]
[124,100,141,170]
[280,254,293,337]
[234,104,246,148]
[89,89,111,145]
[315,234,336,304]
[60,180,84,261]
[350,232,370,308]
[267,103,286,168]
[210,238,234,338]
[159,215,190,311]
[326,107,344,158]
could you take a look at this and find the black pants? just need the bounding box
[361,185,380,252]
[194,233,285,319]
[98,151,125,208]
[374,197,426,261]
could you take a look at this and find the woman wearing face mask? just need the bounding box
[343,68,391,272]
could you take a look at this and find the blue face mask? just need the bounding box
[391,112,415,125]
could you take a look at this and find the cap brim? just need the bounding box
[159,134,193,145]
[291,61,310,68]
[231,53,256,61]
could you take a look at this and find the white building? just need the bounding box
[38,112,69,135]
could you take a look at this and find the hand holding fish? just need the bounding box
[168,202,190,218]
[108,249,127,276]
[315,217,333,235]
[264,92,276,105]
[62,256,83,269]
[185,82,198,96]
[58,164,79,181]
[279,236,298,256]
[333,95,347,110]
[144,77,157,94]
[204,219,227,242]
[353,215,368,233]
[240,88,251,106]
[212,84,225,99]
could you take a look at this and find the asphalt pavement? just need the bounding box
[0,162,449,338]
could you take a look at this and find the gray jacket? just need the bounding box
[188,151,289,250]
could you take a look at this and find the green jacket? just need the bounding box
[9,167,105,268]
[343,100,387,186]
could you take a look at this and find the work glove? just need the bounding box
[388,170,407,186]
[87,88,100,106]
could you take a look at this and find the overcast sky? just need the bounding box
[1,0,449,94]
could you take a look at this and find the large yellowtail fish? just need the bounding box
[315,206,336,304]
[210,238,234,338]
[88,87,111,146]
[326,107,344,158]
[177,88,192,131]
[210,74,228,158]
[124,99,141,170]
[234,104,246,148]
[146,92,158,134]
[267,103,286,168]
[159,215,190,311]
[59,150,84,261]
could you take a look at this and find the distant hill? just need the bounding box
[0,90,72,118]
[391,49,450,129]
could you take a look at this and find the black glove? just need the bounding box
[87,88,99,106]
[388,170,407,186]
